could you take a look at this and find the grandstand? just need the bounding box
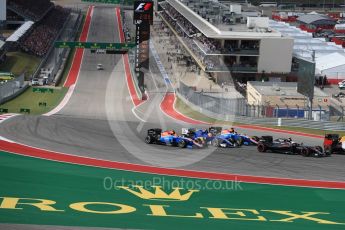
[4,1,70,58]
[7,0,54,22]
[0,0,71,87]
[19,6,70,57]
[158,0,293,83]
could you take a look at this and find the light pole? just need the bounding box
[323,0,326,11]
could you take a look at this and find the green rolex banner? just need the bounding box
[54,41,136,50]
[0,151,345,230]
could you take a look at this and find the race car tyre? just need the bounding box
[301,148,311,157]
[236,137,243,146]
[178,140,187,148]
[325,146,333,156]
[145,136,153,144]
[257,143,267,152]
[212,139,220,147]
[315,146,324,157]
[315,146,323,152]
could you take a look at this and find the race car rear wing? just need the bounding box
[182,128,196,135]
[260,136,273,143]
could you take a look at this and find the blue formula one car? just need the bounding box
[210,129,244,148]
[238,135,260,146]
[177,128,208,148]
[145,128,206,148]
[145,129,180,146]
[178,127,223,148]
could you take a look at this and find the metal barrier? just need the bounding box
[31,13,72,81]
[178,81,329,119]
[233,116,345,131]
[33,9,81,84]
[0,74,25,104]
[177,81,345,130]
[177,90,345,130]
[54,11,83,86]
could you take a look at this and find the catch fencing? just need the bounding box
[33,9,82,85]
[178,81,321,119]
[177,81,345,130]
[177,81,246,116]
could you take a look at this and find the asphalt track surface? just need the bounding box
[1,6,345,230]
[1,6,345,184]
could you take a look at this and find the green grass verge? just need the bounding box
[175,97,345,136]
[0,86,68,115]
[0,52,41,79]
[175,97,218,124]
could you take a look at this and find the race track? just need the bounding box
[1,5,345,183]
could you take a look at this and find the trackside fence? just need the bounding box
[177,82,345,131]
[178,81,246,116]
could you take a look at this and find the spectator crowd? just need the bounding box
[160,2,258,71]
[20,6,70,57]
[160,3,220,70]
[121,11,133,42]
[7,0,53,21]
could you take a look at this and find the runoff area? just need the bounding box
[0,151,345,230]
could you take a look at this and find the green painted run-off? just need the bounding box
[0,151,345,230]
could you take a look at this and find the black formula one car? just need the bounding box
[257,136,326,157]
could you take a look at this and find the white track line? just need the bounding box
[0,136,15,143]
[0,114,19,124]
[43,84,75,116]
[131,107,146,122]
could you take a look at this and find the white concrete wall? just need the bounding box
[0,0,6,21]
[258,37,294,74]
[230,5,241,14]
[320,65,345,81]
[321,65,345,76]
[247,17,269,28]
[246,82,262,105]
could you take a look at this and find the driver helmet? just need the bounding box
[167,130,175,135]
[340,136,345,143]
[221,129,230,134]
